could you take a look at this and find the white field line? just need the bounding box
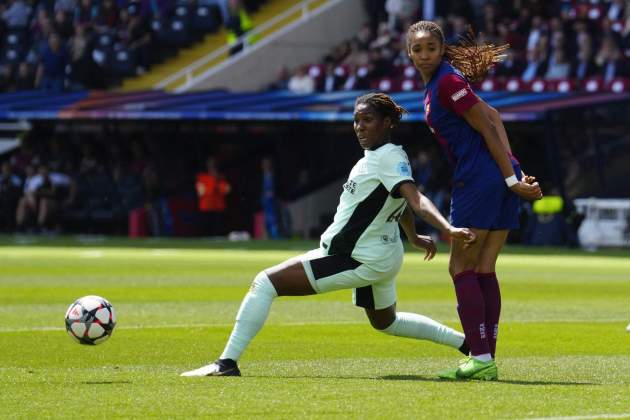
[0,321,360,333]
[1,318,628,333]
[79,250,104,258]
[525,414,630,420]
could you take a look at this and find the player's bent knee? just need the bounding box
[371,318,395,331]
[250,271,278,297]
[366,311,396,331]
[380,315,400,335]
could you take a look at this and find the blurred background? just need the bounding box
[0,0,629,250]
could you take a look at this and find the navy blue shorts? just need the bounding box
[450,163,521,231]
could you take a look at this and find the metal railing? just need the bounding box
[154,0,329,91]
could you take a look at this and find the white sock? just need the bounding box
[219,271,278,361]
[381,312,465,350]
[472,353,493,362]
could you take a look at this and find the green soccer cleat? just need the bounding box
[437,357,470,380]
[437,366,459,380]
[455,357,498,381]
[437,357,498,381]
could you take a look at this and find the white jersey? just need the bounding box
[320,143,414,272]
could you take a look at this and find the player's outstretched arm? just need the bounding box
[399,205,436,260]
[398,183,475,246]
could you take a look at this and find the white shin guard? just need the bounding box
[381,312,465,350]
[220,271,278,361]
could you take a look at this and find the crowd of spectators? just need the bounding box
[0,128,292,237]
[0,133,175,234]
[0,0,267,92]
[277,0,630,94]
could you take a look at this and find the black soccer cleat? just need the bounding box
[180,359,241,377]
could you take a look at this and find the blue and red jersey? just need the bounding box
[423,60,521,230]
[423,60,516,183]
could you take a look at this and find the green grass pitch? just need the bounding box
[1,238,629,419]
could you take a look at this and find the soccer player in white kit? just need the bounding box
[181,93,476,377]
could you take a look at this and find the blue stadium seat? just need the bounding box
[92,48,112,70]
[3,47,22,64]
[192,4,220,33]
[151,17,168,43]
[174,4,191,23]
[98,32,115,50]
[164,18,190,46]
[111,48,136,76]
[151,18,163,33]
[6,31,24,47]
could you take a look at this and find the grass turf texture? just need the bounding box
[1,238,629,419]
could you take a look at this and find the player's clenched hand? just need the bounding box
[521,171,536,185]
[511,181,543,201]
[449,227,476,248]
[411,234,436,261]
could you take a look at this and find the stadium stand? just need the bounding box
[287,0,630,94]
[120,0,310,91]
[2,0,630,93]
[0,0,269,91]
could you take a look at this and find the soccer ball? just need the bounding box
[65,295,117,345]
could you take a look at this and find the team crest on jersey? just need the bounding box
[343,180,357,194]
[380,233,399,244]
[397,162,411,176]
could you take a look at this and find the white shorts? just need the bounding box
[299,248,402,310]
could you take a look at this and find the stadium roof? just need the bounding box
[0,89,629,122]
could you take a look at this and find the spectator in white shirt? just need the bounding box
[545,49,571,79]
[16,163,73,232]
[288,66,315,95]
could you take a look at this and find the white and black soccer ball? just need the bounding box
[65,295,116,345]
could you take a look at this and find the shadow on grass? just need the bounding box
[379,375,597,386]
[238,375,597,386]
[1,235,627,258]
[81,381,132,385]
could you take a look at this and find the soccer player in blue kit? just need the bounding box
[406,21,543,380]
[181,93,477,377]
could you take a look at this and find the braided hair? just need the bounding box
[406,21,509,82]
[355,92,407,127]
